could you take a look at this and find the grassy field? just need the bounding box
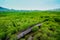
[0,11,60,40]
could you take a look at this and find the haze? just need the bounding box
[0,0,60,10]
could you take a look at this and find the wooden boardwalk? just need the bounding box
[17,23,42,39]
[5,23,42,40]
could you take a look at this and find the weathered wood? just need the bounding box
[27,36,33,40]
[5,22,42,40]
[16,23,42,39]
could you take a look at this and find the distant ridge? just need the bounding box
[0,7,60,12]
[0,7,33,12]
[48,8,60,11]
[53,8,60,11]
[0,7,10,11]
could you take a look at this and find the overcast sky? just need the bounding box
[0,0,60,10]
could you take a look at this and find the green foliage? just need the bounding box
[0,11,60,40]
[32,26,39,32]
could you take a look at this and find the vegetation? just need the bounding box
[0,11,60,40]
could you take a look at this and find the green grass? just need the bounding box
[0,11,60,40]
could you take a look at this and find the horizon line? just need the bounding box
[0,6,60,10]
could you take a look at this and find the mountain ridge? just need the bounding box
[0,7,60,11]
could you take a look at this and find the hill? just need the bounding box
[0,7,10,11]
